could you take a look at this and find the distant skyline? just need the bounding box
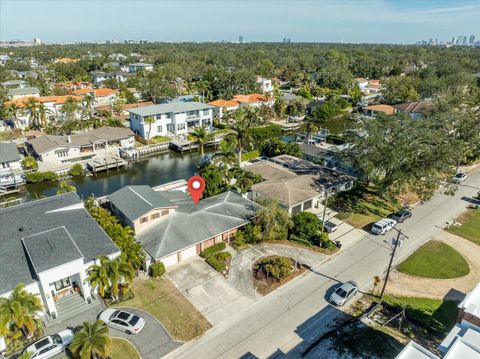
[0,0,479,44]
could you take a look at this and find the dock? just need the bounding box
[120,142,170,160]
[169,138,221,153]
[86,155,128,175]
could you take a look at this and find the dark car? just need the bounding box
[391,210,412,223]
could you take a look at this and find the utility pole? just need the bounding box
[320,188,330,236]
[379,229,403,303]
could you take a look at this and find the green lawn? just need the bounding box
[107,338,140,359]
[397,241,469,279]
[119,277,211,341]
[382,295,459,337]
[448,209,480,245]
[149,135,171,144]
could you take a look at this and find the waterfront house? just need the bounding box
[0,142,25,190]
[0,192,120,322]
[107,186,257,268]
[127,63,153,73]
[28,127,134,166]
[72,87,118,107]
[363,104,396,117]
[128,102,215,139]
[232,93,274,108]
[208,99,239,119]
[393,101,434,119]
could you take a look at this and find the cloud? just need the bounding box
[423,4,480,14]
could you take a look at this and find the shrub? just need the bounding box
[258,256,293,281]
[251,124,282,142]
[232,230,246,249]
[149,262,165,278]
[291,211,324,244]
[25,171,58,183]
[69,163,84,176]
[206,252,231,272]
[242,150,260,162]
[21,155,38,170]
[200,242,226,258]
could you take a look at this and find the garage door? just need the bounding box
[303,199,313,210]
[180,245,197,261]
[160,254,178,268]
[291,204,302,214]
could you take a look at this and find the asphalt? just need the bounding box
[163,165,480,359]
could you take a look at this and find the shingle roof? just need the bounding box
[108,185,176,222]
[393,101,434,114]
[137,191,257,259]
[7,87,40,97]
[0,192,119,294]
[0,142,21,163]
[127,102,215,117]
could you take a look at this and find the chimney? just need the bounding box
[67,135,71,143]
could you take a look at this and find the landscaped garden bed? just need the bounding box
[253,255,306,295]
[200,242,232,277]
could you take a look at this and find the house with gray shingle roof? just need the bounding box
[0,142,25,189]
[108,186,257,268]
[0,192,120,321]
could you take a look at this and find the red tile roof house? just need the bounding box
[72,88,118,107]
[207,99,240,119]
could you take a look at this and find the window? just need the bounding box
[202,119,210,126]
[157,125,162,132]
[186,110,197,116]
[161,209,169,216]
[140,216,148,223]
[203,109,209,116]
[177,123,186,130]
[53,277,71,291]
[155,114,162,120]
[151,212,160,220]
[166,113,172,119]
[166,124,174,132]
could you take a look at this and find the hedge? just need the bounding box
[149,262,166,278]
[69,163,84,176]
[206,252,231,272]
[25,171,58,183]
[200,242,226,258]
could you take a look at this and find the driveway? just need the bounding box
[167,257,254,326]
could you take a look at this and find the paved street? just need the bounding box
[164,165,480,359]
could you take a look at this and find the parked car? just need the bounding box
[391,210,412,223]
[452,172,467,183]
[22,330,73,359]
[323,220,338,233]
[371,218,397,235]
[99,309,145,334]
[329,281,358,306]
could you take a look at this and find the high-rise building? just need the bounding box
[469,35,475,45]
[238,35,243,43]
[456,35,463,45]
[462,36,468,45]
[452,37,456,44]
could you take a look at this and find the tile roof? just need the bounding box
[0,142,21,163]
[72,88,117,96]
[127,101,215,117]
[0,192,119,294]
[365,104,396,115]
[6,95,82,108]
[208,99,240,108]
[233,93,270,103]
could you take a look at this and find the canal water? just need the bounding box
[20,151,204,202]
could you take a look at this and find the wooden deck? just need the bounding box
[86,155,128,174]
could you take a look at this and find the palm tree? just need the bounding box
[191,125,213,156]
[37,103,51,129]
[144,115,155,140]
[25,97,39,129]
[88,256,134,300]
[226,110,254,166]
[70,320,111,359]
[304,118,319,143]
[233,169,255,195]
[0,283,43,338]
[212,139,237,185]
[5,103,20,129]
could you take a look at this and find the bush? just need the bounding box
[205,252,231,272]
[232,230,246,249]
[21,155,38,170]
[242,150,260,162]
[200,242,226,258]
[257,256,293,281]
[69,163,84,176]
[261,138,302,158]
[149,262,165,278]
[25,171,58,183]
[251,124,282,142]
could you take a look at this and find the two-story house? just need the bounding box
[127,63,153,73]
[0,142,25,189]
[72,88,118,107]
[128,102,215,139]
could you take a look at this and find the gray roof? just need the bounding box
[108,185,176,222]
[1,79,27,87]
[0,142,21,163]
[8,87,40,97]
[129,63,153,67]
[22,227,83,273]
[0,192,119,295]
[299,143,328,158]
[137,190,257,259]
[29,127,134,154]
[128,102,215,117]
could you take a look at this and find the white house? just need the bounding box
[28,127,135,166]
[0,192,120,323]
[208,99,240,119]
[0,142,25,189]
[256,76,273,94]
[127,63,153,74]
[128,102,215,139]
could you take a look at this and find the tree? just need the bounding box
[291,211,328,246]
[233,169,255,194]
[226,109,254,166]
[304,117,319,143]
[197,163,225,198]
[212,139,237,185]
[190,125,213,156]
[25,97,39,129]
[0,283,43,338]
[144,115,155,140]
[5,103,20,129]
[274,98,287,118]
[382,76,419,104]
[56,181,77,195]
[261,138,302,158]
[70,320,111,359]
[21,156,38,170]
[36,102,51,129]
[253,198,292,241]
[87,255,134,300]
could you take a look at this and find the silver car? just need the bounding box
[22,330,73,359]
[452,172,467,183]
[323,221,338,233]
[99,308,145,334]
[329,281,358,306]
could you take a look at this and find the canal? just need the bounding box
[20,151,204,202]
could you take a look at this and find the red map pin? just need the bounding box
[187,176,205,205]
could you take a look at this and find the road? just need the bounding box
[165,166,480,359]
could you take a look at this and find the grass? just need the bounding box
[397,240,469,279]
[107,338,140,359]
[119,277,211,341]
[149,135,171,144]
[448,209,480,245]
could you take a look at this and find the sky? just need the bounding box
[0,0,479,44]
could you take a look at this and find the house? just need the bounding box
[355,78,369,90]
[208,99,239,119]
[306,100,326,116]
[128,102,215,139]
[54,57,80,64]
[0,192,120,322]
[363,104,396,117]
[1,79,27,88]
[393,101,434,119]
[232,93,274,108]
[247,155,354,215]
[28,127,135,165]
[256,76,273,93]
[94,101,155,118]
[0,142,25,189]
[457,282,480,329]
[57,81,92,91]
[90,71,111,86]
[72,88,118,107]
[395,341,440,359]
[108,186,257,268]
[7,86,40,99]
[127,63,153,73]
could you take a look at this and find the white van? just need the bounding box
[371,218,397,235]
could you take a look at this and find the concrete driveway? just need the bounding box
[167,257,254,326]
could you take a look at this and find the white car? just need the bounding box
[329,281,358,306]
[371,218,397,235]
[22,330,73,359]
[99,309,145,334]
[452,172,467,183]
